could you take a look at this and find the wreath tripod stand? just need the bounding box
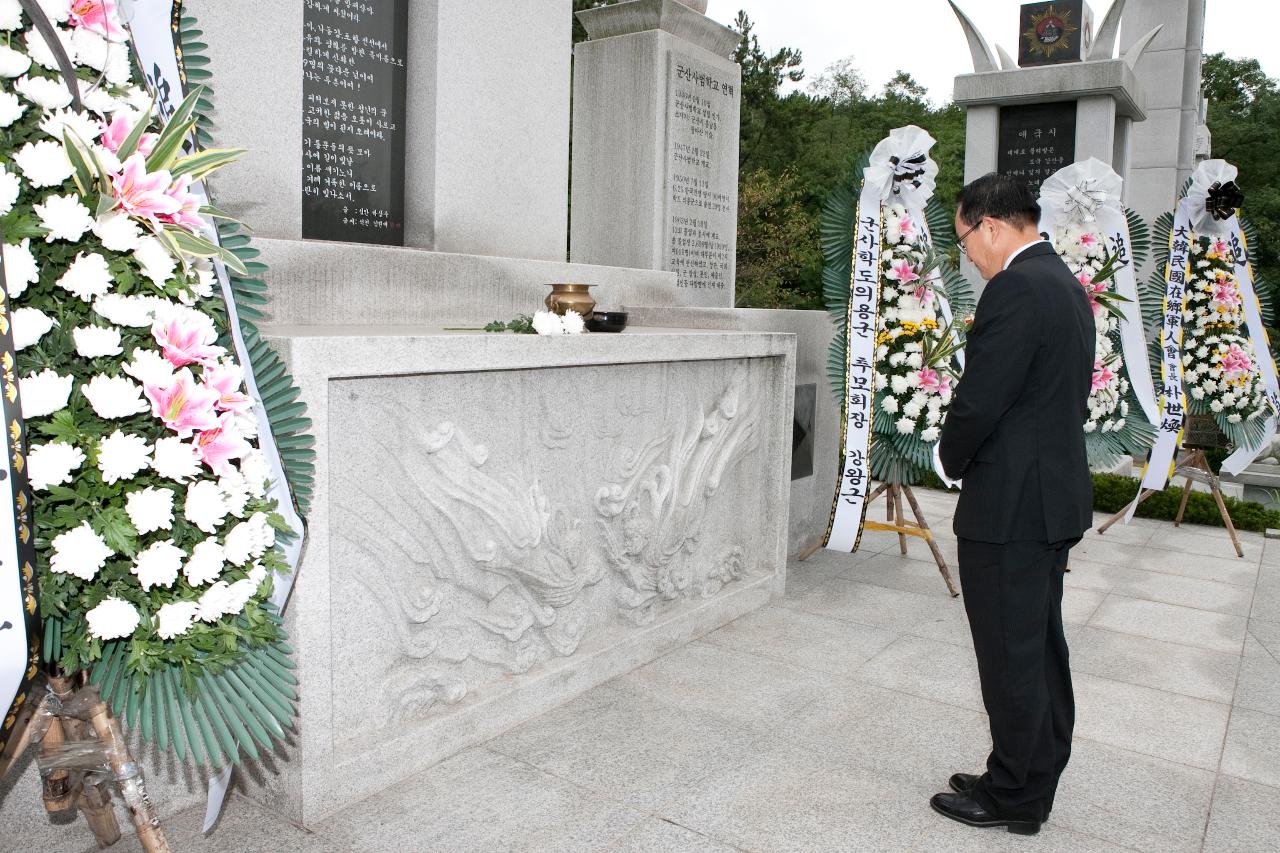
[801,481,959,597]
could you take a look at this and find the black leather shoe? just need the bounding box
[929,792,1041,835]
[949,773,979,794]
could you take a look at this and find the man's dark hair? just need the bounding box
[956,172,1041,229]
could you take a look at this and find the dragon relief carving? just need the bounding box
[335,416,605,722]
[596,366,760,624]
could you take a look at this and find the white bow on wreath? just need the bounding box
[862,125,939,214]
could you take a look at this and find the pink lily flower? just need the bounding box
[152,315,225,368]
[100,114,157,157]
[897,216,915,240]
[1212,274,1241,307]
[158,175,207,233]
[912,284,934,306]
[890,258,919,285]
[1212,238,1230,256]
[70,0,127,41]
[1078,232,1097,248]
[915,367,945,394]
[145,368,220,438]
[203,363,253,414]
[112,154,180,225]
[194,413,251,476]
[1091,360,1115,392]
[1220,344,1253,380]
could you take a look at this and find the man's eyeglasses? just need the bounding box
[957,220,981,256]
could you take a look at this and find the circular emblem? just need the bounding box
[1022,5,1079,61]
[1036,16,1065,45]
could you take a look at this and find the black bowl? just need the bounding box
[586,311,628,333]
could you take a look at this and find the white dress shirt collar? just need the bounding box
[1003,238,1047,270]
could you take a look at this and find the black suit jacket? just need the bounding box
[939,241,1095,544]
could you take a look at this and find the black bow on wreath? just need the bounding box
[888,152,928,195]
[1206,180,1245,221]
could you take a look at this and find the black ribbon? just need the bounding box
[888,152,928,195]
[1206,180,1244,221]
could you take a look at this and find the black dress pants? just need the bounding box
[957,537,1076,822]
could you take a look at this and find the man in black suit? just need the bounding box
[932,173,1095,836]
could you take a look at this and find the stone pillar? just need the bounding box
[1121,0,1207,231]
[569,0,741,307]
[190,0,571,261]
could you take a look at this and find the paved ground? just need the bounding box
[69,489,1280,851]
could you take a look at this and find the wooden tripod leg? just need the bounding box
[62,715,121,848]
[893,485,908,555]
[87,692,171,853]
[902,486,959,598]
[1174,478,1194,526]
[1209,481,1245,558]
[1098,489,1156,533]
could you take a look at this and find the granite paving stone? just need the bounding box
[1069,625,1241,703]
[1220,707,1280,788]
[1088,594,1248,653]
[700,603,897,676]
[1202,775,1280,852]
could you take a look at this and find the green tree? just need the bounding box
[735,169,823,309]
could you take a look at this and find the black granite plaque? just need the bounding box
[1017,1,1090,67]
[998,102,1076,196]
[301,0,408,245]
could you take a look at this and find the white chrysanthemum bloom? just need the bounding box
[86,597,139,641]
[1228,413,1243,423]
[2,238,39,297]
[28,441,85,490]
[93,293,164,327]
[50,521,113,581]
[223,512,275,566]
[91,210,141,252]
[0,90,22,128]
[24,25,77,71]
[223,578,258,618]
[57,251,113,301]
[155,600,200,641]
[238,450,271,498]
[152,435,201,482]
[12,307,55,350]
[125,486,175,535]
[247,562,267,588]
[532,311,564,336]
[34,192,93,242]
[905,353,923,370]
[19,368,73,418]
[1210,400,1225,413]
[122,346,175,387]
[0,164,19,215]
[39,106,101,146]
[96,430,151,484]
[35,0,71,23]
[561,310,585,334]
[880,396,900,414]
[196,580,234,622]
[183,537,225,586]
[133,235,177,287]
[1222,392,1237,407]
[921,426,940,442]
[133,540,184,591]
[14,74,73,110]
[0,0,18,30]
[895,416,915,435]
[1083,420,1097,433]
[72,325,123,358]
[925,408,940,426]
[888,352,906,367]
[185,479,230,534]
[874,344,889,360]
[13,139,74,188]
[0,43,29,76]
[219,469,251,519]
[82,374,147,419]
[76,79,115,116]
[889,375,909,395]
[192,263,217,299]
[902,400,923,418]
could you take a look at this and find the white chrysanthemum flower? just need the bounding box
[1228,413,1243,423]
[82,373,147,419]
[93,293,166,327]
[1084,420,1097,433]
[889,375,909,395]
[125,486,175,535]
[880,396,900,414]
[560,310,585,334]
[921,426,940,442]
[895,416,915,435]
[122,347,175,388]
[19,368,73,418]
[0,164,19,215]
[50,521,112,581]
[14,75,73,110]
[24,25,77,71]
[132,540,184,591]
[35,0,71,23]
[91,210,141,252]
[532,311,563,336]
[925,408,940,426]
[155,600,200,640]
[219,469,251,519]
[196,580,234,622]
[183,537,225,586]
[905,353,923,369]
[1210,400,1225,413]
[0,89,23,127]
[184,479,229,534]
[86,597,139,641]
[13,139,74,188]
[39,106,101,146]
[12,307,55,350]
[874,344,889,360]
[0,0,19,30]
[902,400,923,418]
[152,435,201,482]
[2,238,38,297]
[96,430,151,484]
[72,325,123,358]
[0,43,28,76]
[34,192,93,242]
[133,235,177,287]
[57,251,113,301]
[238,450,270,498]
[222,578,258,618]
[247,562,267,588]
[27,441,85,491]
[76,79,116,116]
[888,352,906,367]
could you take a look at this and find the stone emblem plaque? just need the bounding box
[301,0,408,245]
[1018,1,1093,67]
[998,101,1077,195]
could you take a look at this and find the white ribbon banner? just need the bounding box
[123,0,306,830]
[916,213,961,488]
[1130,198,1194,516]
[823,185,883,552]
[1220,221,1280,475]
